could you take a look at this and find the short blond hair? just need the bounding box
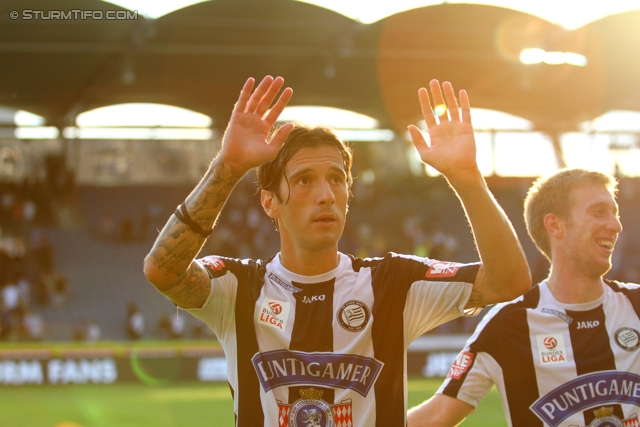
[524,168,617,261]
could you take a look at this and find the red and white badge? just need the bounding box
[258,298,290,331]
[426,261,462,278]
[447,351,474,380]
[201,256,225,271]
[536,334,568,365]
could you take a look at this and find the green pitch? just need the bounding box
[0,378,506,426]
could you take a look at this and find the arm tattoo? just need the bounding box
[146,157,243,294]
[163,263,211,309]
[151,226,197,273]
[189,160,243,229]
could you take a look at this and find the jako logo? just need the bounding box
[268,302,282,315]
[302,295,326,304]
[577,320,600,329]
[543,336,557,350]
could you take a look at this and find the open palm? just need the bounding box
[408,80,478,180]
[219,76,294,173]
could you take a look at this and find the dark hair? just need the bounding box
[524,168,617,261]
[257,124,353,203]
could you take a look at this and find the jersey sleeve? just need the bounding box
[403,258,480,342]
[184,255,240,341]
[437,349,498,408]
[436,304,504,408]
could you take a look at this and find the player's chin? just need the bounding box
[591,258,613,278]
[308,229,343,250]
[311,220,343,234]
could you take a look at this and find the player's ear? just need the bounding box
[261,189,280,220]
[544,213,564,238]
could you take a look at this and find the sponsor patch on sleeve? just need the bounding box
[201,256,226,271]
[447,351,474,380]
[426,261,463,278]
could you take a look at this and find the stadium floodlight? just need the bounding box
[76,103,213,128]
[62,127,214,140]
[520,48,587,67]
[14,127,59,139]
[15,110,46,126]
[278,106,380,130]
[519,48,545,64]
[564,52,588,67]
[335,129,394,142]
[580,110,640,133]
[276,106,394,142]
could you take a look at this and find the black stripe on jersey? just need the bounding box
[289,279,335,352]
[566,305,624,424]
[567,305,615,375]
[444,285,543,427]
[229,258,267,427]
[605,279,640,320]
[366,255,413,427]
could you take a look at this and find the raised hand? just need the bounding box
[219,76,294,173]
[407,80,478,182]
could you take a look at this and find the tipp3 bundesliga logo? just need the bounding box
[259,299,291,331]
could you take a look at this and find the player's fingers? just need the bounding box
[233,78,255,113]
[256,77,285,116]
[459,90,472,124]
[269,122,295,149]
[418,88,437,128]
[407,125,429,157]
[429,79,449,122]
[442,82,460,122]
[264,87,293,126]
[245,75,274,113]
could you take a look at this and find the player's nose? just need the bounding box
[317,179,335,205]
[607,213,623,233]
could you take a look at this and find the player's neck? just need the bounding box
[546,266,605,304]
[278,244,340,276]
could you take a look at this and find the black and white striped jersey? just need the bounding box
[438,280,640,427]
[187,251,479,427]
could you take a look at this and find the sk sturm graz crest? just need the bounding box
[277,388,353,427]
[614,328,640,352]
[337,300,370,332]
[569,406,639,427]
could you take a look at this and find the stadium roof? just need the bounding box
[1,0,640,134]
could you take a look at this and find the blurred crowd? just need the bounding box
[4,162,640,341]
[0,177,69,341]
